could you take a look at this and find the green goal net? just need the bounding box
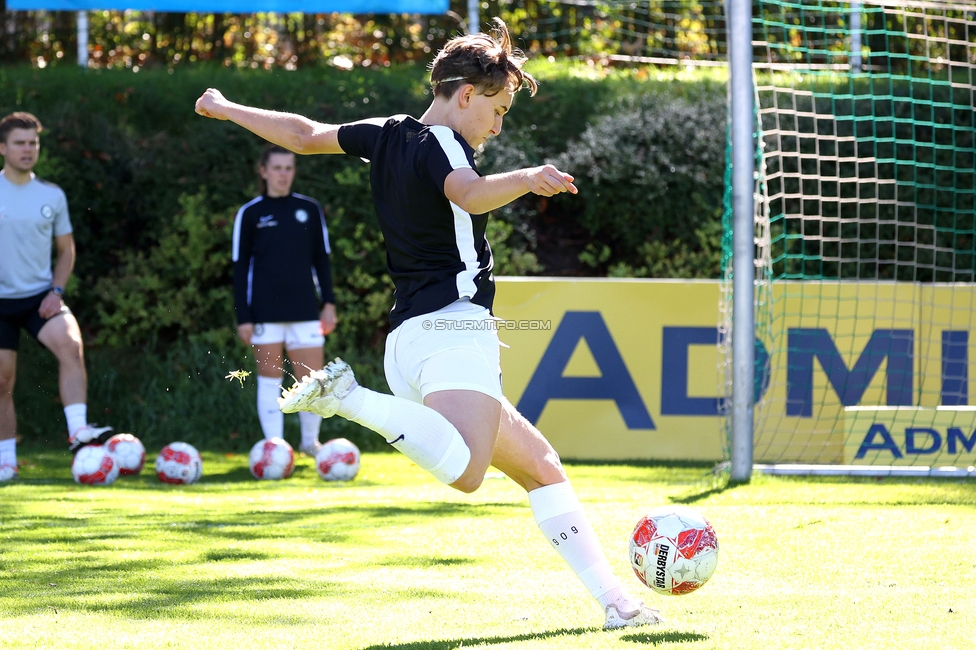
[721,0,976,474]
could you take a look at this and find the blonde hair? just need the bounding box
[429,18,538,99]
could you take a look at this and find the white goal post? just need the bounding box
[724,0,976,479]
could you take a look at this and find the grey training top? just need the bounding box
[0,172,73,299]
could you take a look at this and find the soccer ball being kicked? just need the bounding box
[72,445,120,486]
[315,438,360,481]
[248,437,295,480]
[106,433,146,476]
[629,505,718,596]
[155,442,203,485]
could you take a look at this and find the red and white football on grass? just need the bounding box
[105,433,146,476]
[248,437,295,480]
[155,442,202,484]
[629,505,718,595]
[71,445,120,485]
[315,438,360,481]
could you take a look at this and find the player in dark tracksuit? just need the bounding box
[232,145,336,455]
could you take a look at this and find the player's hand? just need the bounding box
[523,165,578,197]
[320,303,337,336]
[195,88,231,120]
[38,291,62,319]
[237,323,254,346]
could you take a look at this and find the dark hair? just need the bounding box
[429,18,537,99]
[0,112,43,144]
[257,143,295,195]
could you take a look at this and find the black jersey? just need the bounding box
[337,115,494,330]
[232,193,334,325]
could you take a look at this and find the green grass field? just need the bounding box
[1,451,974,649]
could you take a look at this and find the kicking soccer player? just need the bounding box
[0,112,113,479]
[195,18,661,629]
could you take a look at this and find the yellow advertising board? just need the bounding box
[751,281,919,463]
[494,278,725,461]
[494,278,976,465]
[754,282,976,464]
[843,407,976,466]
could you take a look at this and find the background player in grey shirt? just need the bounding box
[0,112,113,480]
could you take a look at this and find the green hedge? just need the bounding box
[12,332,389,453]
[1,62,728,451]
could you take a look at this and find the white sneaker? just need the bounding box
[299,441,322,456]
[604,603,664,629]
[278,358,357,418]
[68,424,114,453]
[0,464,17,481]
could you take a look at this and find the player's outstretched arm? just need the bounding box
[444,164,577,215]
[194,88,342,155]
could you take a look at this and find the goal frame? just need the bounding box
[726,0,976,480]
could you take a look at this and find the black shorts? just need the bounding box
[0,291,72,351]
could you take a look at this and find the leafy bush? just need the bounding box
[91,190,235,346]
[1,62,729,450]
[4,63,729,347]
[551,87,727,277]
[15,333,390,453]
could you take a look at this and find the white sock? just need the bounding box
[0,438,15,468]
[529,481,642,615]
[257,376,284,439]
[299,411,322,448]
[337,385,470,485]
[64,403,87,437]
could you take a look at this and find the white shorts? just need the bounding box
[384,299,503,405]
[251,320,324,350]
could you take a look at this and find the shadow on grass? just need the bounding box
[667,463,743,504]
[201,548,272,562]
[4,566,455,621]
[621,630,710,645]
[669,483,737,504]
[1,502,519,556]
[199,465,255,482]
[358,627,710,650]
[2,561,318,618]
[357,501,522,519]
[358,627,592,650]
[376,555,473,568]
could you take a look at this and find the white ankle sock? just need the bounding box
[529,481,641,615]
[64,403,87,437]
[337,385,470,484]
[0,438,15,467]
[257,376,284,439]
[299,411,322,448]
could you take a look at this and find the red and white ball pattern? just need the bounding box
[72,445,121,485]
[315,438,360,481]
[106,433,146,476]
[155,442,203,485]
[248,437,295,480]
[629,505,718,595]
